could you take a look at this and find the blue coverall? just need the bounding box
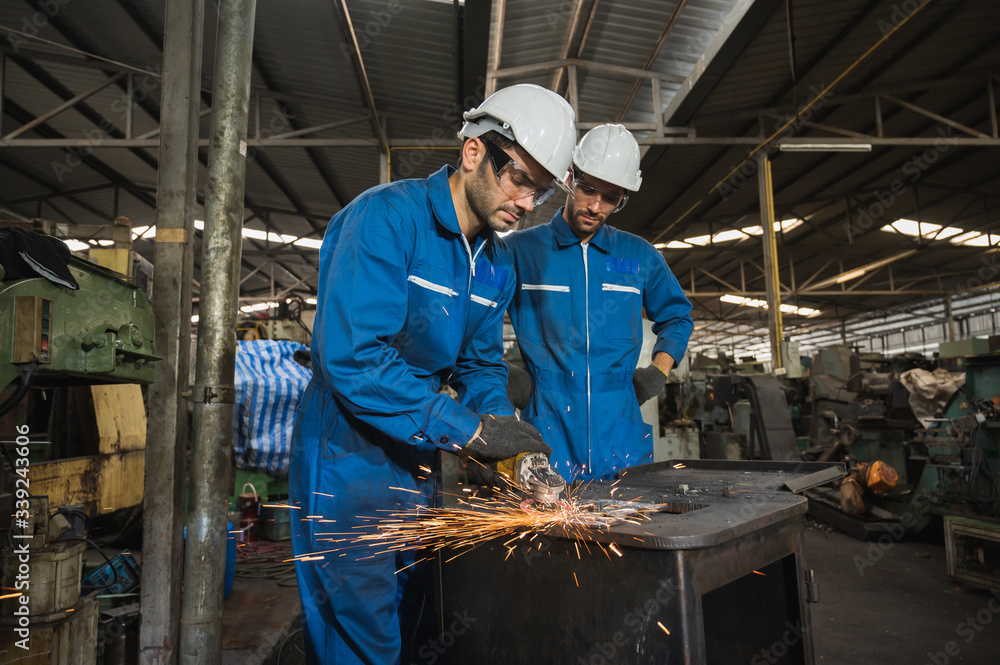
[506,209,693,481]
[289,166,516,664]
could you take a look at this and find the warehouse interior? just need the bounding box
[0,0,998,663]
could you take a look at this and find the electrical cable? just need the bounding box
[275,627,304,665]
[60,537,121,592]
[0,370,37,474]
[0,370,35,419]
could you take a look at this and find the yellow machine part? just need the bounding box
[862,460,899,495]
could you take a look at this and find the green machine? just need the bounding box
[0,255,159,394]
[911,354,1000,522]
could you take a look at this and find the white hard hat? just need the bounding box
[459,84,577,185]
[573,124,642,192]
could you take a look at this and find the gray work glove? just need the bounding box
[504,360,534,410]
[633,365,668,405]
[464,415,551,461]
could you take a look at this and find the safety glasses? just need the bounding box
[483,140,558,207]
[571,171,629,213]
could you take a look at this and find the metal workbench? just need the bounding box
[437,460,843,665]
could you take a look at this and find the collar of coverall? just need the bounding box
[550,206,611,251]
[433,164,499,248]
[430,165,463,235]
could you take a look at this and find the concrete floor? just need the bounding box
[805,518,998,665]
[227,518,999,665]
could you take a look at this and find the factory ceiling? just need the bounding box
[0,0,997,355]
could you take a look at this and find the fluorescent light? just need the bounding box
[65,239,91,251]
[305,298,317,305]
[240,301,279,313]
[779,143,871,152]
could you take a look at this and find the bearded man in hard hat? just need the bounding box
[288,84,576,665]
[505,123,693,482]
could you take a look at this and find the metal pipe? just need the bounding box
[139,0,204,663]
[615,0,690,122]
[0,53,5,136]
[5,135,1000,148]
[179,0,256,661]
[550,0,587,94]
[3,73,124,139]
[756,152,783,368]
[486,0,506,96]
[331,0,388,151]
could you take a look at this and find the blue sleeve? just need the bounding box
[449,263,516,416]
[643,246,693,365]
[312,197,481,449]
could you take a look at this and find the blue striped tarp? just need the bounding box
[233,339,312,476]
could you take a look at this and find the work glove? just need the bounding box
[504,360,534,410]
[464,415,551,461]
[633,365,668,405]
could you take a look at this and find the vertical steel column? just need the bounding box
[756,152,783,369]
[179,0,256,661]
[485,0,506,97]
[140,1,204,663]
[945,295,956,342]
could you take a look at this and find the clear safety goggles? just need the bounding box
[570,171,629,213]
[483,140,558,207]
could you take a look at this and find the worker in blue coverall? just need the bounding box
[288,84,578,665]
[505,124,694,482]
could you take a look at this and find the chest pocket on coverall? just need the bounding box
[519,283,572,345]
[401,268,460,368]
[601,272,642,343]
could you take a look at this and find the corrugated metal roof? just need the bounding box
[1,0,997,331]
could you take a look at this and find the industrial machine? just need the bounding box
[1,235,160,665]
[805,345,1000,537]
[661,352,805,462]
[0,254,158,394]
[910,354,1000,520]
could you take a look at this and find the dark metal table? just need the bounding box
[437,460,841,665]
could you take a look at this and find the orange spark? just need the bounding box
[657,621,670,635]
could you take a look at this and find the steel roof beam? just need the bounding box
[330,0,388,151]
[614,0,689,122]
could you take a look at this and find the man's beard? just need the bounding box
[468,164,524,233]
